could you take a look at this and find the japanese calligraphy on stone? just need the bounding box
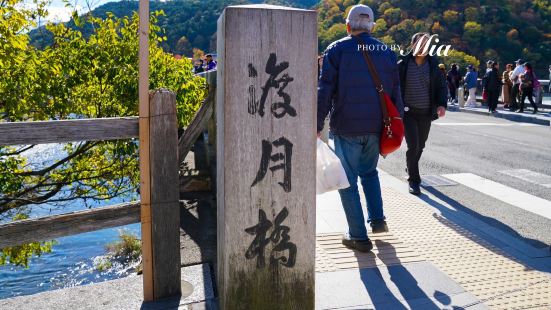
[246,53,298,269]
[244,207,297,268]
[251,137,293,192]
[247,53,297,118]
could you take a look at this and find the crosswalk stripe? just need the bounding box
[442,173,551,220]
[498,169,551,188]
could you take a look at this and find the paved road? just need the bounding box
[378,111,551,248]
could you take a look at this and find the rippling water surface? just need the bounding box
[0,143,140,299]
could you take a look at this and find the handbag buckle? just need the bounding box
[386,125,393,137]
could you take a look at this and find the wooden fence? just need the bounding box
[0,87,218,300]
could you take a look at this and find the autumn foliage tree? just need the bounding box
[317,0,551,76]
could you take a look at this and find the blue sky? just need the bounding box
[42,0,118,22]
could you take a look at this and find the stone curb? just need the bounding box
[447,105,551,126]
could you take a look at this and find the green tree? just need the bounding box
[319,23,347,52]
[175,35,192,56]
[372,18,388,37]
[442,10,460,32]
[377,2,393,15]
[522,26,543,43]
[384,7,402,26]
[464,7,480,22]
[388,19,416,47]
[442,50,480,72]
[431,21,445,35]
[463,21,483,49]
[0,2,205,267]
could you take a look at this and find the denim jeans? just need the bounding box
[333,134,384,240]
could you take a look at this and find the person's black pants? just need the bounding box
[487,90,499,111]
[520,87,538,112]
[448,85,456,101]
[404,109,432,185]
[510,84,520,110]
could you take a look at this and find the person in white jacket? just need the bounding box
[509,59,524,111]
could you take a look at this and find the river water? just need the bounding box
[0,143,141,300]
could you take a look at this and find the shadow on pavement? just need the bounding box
[140,296,181,310]
[355,240,455,310]
[179,198,218,302]
[420,186,551,274]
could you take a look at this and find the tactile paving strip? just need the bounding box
[379,186,551,309]
[315,232,424,273]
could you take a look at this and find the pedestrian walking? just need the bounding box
[518,62,539,114]
[194,59,204,73]
[481,61,492,106]
[465,64,478,107]
[509,59,524,111]
[317,4,404,252]
[205,54,217,71]
[398,32,447,196]
[483,61,502,113]
[548,65,551,93]
[447,64,461,104]
[502,64,513,108]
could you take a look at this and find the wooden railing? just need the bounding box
[0,88,184,300]
[179,70,217,198]
[0,69,217,302]
[0,202,140,249]
[179,70,216,161]
[0,116,142,250]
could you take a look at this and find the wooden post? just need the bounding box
[216,5,317,309]
[137,0,152,301]
[140,89,182,300]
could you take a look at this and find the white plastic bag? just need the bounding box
[316,138,350,195]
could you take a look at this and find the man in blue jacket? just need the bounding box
[317,4,403,252]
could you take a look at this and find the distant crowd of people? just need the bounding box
[193,54,217,73]
[480,59,542,113]
[435,60,548,114]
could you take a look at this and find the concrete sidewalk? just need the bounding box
[447,103,551,126]
[3,169,551,309]
[314,169,551,309]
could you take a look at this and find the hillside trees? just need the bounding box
[317,0,550,76]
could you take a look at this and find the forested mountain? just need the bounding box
[30,0,551,76]
[318,0,550,76]
[30,0,319,53]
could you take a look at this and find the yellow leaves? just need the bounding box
[0,240,56,268]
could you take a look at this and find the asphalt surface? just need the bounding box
[378,110,551,248]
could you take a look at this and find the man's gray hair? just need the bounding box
[347,17,375,33]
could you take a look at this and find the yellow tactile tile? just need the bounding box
[316,186,551,309]
[378,186,551,309]
[315,232,424,272]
